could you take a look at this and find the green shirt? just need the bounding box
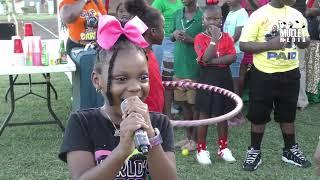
[152,0,183,37]
[171,8,204,80]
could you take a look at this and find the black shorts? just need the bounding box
[247,66,300,124]
[195,66,235,116]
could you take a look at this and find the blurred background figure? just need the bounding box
[152,0,183,119]
[59,0,107,57]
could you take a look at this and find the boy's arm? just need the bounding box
[60,0,86,24]
[233,10,249,43]
[202,25,221,62]
[207,33,236,65]
[170,11,179,42]
[207,54,236,65]
[240,36,287,53]
[239,41,270,53]
[233,26,243,43]
[181,33,194,44]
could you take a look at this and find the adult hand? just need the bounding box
[121,96,154,137]
[266,35,287,50]
[118,111,150,156]
[208,25,221,42]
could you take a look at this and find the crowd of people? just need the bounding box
[58,0,320,178]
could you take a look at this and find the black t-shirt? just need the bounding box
[59,108,174,179]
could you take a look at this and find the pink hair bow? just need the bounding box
[97,15,149,50]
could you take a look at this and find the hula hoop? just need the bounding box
[162,81,243,127]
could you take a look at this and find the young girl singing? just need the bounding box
[58,15,177,179]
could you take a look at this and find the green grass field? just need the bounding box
[0,73,319,179]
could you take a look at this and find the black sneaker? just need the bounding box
[282,143,311,168]
[243,147,262,171]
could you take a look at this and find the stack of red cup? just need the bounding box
[23,23,34,66]
[13,37,23,53]
[12,36,25,66]
[24,23,33,36]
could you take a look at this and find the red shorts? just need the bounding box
[241,52,253,65]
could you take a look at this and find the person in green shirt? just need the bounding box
[152,0,183,120]
[152,0,183,71]
[170,0,203,152]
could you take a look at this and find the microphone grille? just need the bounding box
[120,99,128,113]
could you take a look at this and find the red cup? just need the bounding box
[24,23,33,36]
[13,36,24,53]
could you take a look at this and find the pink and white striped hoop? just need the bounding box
[163,81,243,127]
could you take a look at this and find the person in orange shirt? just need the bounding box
[59,0,107,56]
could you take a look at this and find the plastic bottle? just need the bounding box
[24,37,33,66]
[59,40,68,64]
[32,37,42,66]
[41,41,49,66]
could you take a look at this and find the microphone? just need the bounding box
[121,99,151,155]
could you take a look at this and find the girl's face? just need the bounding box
[97,48,149,111]
[203,9,223,29]
[116,3,131,21]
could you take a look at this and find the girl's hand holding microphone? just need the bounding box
[119,96,155,155]
[121,96,155,137]
[118,111,150,157]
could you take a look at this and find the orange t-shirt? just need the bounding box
[59,0,107,42]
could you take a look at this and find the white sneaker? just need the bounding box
[171,106,179,114]
[196,150,212,165]
[218,148,236,163]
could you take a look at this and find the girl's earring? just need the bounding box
[96,88,102,93]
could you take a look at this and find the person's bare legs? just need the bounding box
[178,101,196,151]
[180,102,194,140]
[197,112,209,150]
[163,88,174,119]
[230,64,249,125]
[217,120,228,140]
